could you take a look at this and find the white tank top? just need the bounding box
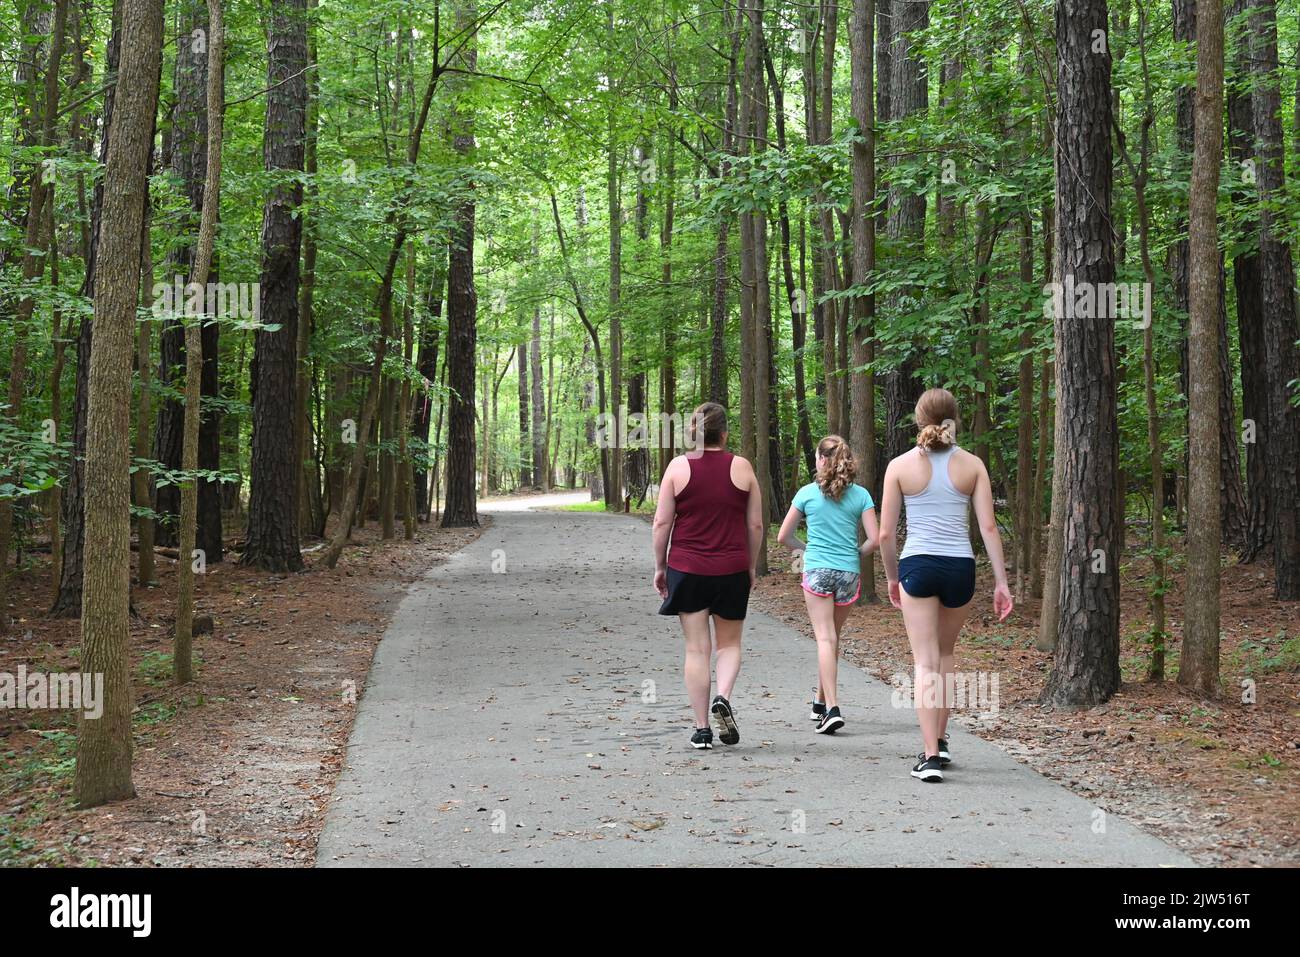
[899,446,975,560]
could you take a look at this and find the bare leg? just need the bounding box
[833,602,853,638]
[900,592,943,758]
[815,604,854,702]
[803,590,840,708]
[811,600,854,703]
[936,600,973,739]
[680,611,712,727]
[712,615,743,701]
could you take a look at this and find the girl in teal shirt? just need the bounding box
[777,435,879,734]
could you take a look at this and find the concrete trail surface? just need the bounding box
[317,499,1192,867]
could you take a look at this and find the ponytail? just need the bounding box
[914,388,959,452]
[815,436,857,501]
[916,419,956,452]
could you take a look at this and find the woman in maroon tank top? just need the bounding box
[652,403,764,751]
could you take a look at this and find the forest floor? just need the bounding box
[0,515,485,867]
[752,542,1300,867]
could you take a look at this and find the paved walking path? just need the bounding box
[317,503,1192,867]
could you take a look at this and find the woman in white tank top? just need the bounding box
[878,389,1013,783]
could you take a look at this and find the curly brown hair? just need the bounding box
[815,435,857,501]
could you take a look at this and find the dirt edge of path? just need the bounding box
[1,518,486,867]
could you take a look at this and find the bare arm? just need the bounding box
[651,460,679,574]
[744,463,765,576]
[878,463,902,583]
[972,460,1014,620]
[777,505,805,554]
[859,507,880,556]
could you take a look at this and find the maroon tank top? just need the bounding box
[667,450,750,575]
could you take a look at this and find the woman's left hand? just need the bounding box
[993,582,1014,622]
[654,568,668,598]
[888,579,902,609]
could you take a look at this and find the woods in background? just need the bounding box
[1,0,1297,804]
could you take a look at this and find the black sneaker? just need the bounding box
[815,706,844,735]
[690,727,713,750]
[937,737,951,766]
[711,695,740,745]
[809,699,827,721]
[911,753,944,783]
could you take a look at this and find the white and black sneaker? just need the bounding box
[815,706,845,735]
[911,753,944,782]
[690,727,714,750]
[809,699,827,722]
[937,737,951,766]
[711,695,740,745]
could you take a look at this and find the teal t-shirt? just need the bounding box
[792,482,876,574]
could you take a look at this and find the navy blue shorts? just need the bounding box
[898,555,976,608]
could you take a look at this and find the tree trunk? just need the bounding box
[517,341,530,487]
[155,0,222,560]
[242,0,306,571]
[1171,0,1246,553]
[297,0,324,539]
[605,5,623,508]
[1248,0,1300,598]
[1041,0,1121,706]
[1116,5,1165,677]
[379,374,397,536]
[746,0,772,572]
[413,260,444,515]
[75,0,164,808]
[441,1,480,528]
[54,2,128,619]
[529,304,546,489]
[1227,0,1270,562]
[883,0,927,462]
[175,0,224,685]
[849,0,878,600]
[134,199,157,588]
[1015,213,1035,601]
[1181,0,1224,697]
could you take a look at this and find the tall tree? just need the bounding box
[242,0,307,571]
[1171,0,1246,552]
[1042,0,1121,707]
[413,259,445,514]
[75,0,165,808]
[849,0,877,599]
[53,1,126,619]
[1226,0,1270,562]
[297,0,325,538]
[155,0,223,562]
[175,0,225,685]
[882,0,927,461]
[746,0,772,571]
[531,301,547,489]
[441,0,481,528]
[1248,0,1300,598]
[604,3,623,508]
[1181,0,1225,697]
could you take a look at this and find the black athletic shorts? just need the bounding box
[898,554,977,608]
[658,567,751,620]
